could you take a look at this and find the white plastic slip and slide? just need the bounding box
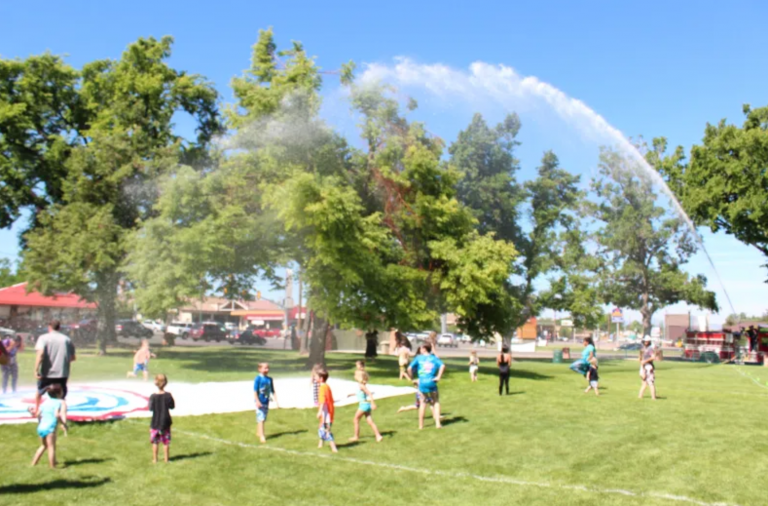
[0,378,417,424]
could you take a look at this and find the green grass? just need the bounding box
[2,347,768,506]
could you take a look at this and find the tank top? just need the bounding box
[498,354,510,374]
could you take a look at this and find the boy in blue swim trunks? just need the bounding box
[254,362,279,443]
[407,343,445,429]
[127,339,156,381]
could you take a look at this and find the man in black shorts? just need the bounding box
[33,320,76,416]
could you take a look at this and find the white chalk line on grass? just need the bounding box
[733,366,768,391]
[176,429,741,506]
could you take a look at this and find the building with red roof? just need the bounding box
[0,282,96,326]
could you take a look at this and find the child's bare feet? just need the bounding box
[259,437,266,444]
[348,437,359,442]
[318,441,323,449]
[375,435,383,442]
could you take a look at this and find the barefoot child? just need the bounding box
[584,356,599,396]
[468,351,479,382]
[149,374,175,463]
[397,337,411,380]
[316,369,338,453]
[254,362,279,443]
[348,370,383,442]
[31,384,68,469]
[127,339,156,381]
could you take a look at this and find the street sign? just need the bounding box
[611,307,623,323]
[560,319,574,327]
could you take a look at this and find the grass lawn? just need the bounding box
[2,347,767,506]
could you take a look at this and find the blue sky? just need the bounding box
[1,0,767,324]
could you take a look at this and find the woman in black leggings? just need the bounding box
[497,345,512,395]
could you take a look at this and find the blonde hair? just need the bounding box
[470,351,477,357]
[155,374,168,389]
[258,362,269,371]
[355,370,369,384]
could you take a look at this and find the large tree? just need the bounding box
[587,143,718,335]
[658,107,768,273]
[448,116,585,331]
[18,37,220,353]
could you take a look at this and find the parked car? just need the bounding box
[437,333,458,347]
[616,342,642,351]
[188,323,227,342]
[167,321,194,339]
[115,320,153,339]
[142,320,166,333]
[228,325,267,346]
[253,327,281,338]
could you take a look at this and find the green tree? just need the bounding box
[587,144,718,336]
[0,258,21,288]
[20,37,220,353]
[0,54,80,230]
[658,107,768,271]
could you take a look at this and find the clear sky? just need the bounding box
[1,0,767,325]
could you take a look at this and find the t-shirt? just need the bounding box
[581,344,596,363]
[149,392,175,431]
[1,338,17,365]
[318,383,334,422]
[409,354,444,392]
[587,365,599,382]
[35,331,75,378]
[642,346,655,364]
[253,374,275,406]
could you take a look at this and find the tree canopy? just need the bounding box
[660,106,768,274]
[586,142,718,335]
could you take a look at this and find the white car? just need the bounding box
[142,320,166,333]
[437,333,458,347]
[166,322,193,339]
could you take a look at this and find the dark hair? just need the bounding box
[502,345,509,353]
[583,337,594,347]
[47,383,63,399]
[318,369,329,382]
[422,343,432,353]
[49,320,61,331]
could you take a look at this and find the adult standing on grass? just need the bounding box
[497,345,512,395]
[569,337,596,377]
[407,343,445,429]
[33,320,75,416]
[638,337,657,400]
[2,334,20,393]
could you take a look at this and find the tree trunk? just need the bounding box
[307,313,329,369]
[95,270,118,355]
[299,307,311,355]
[641,305,653,339]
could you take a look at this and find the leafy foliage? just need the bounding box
[660,106,768,271]
[586,143,718,335]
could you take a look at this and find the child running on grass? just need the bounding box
[30,384,68,469]
[254,362,279,443]
[149,374,175,463]
[348,368,383,443]
[584,356,599,396]
[316,369,338,453]
[127,339,156,381]
[468,351,479,382]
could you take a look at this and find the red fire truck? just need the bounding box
[682,328,768,364]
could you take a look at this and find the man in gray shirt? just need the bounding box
[33,320,76,415]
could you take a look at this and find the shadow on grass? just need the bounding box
[63,457,114,467]
[164,349,365,375]
[0,477,111,494]
[71,417,125,426]
[169,452,213,462]
[475,366,553,381]
[270,429,308,439]
[441,416,468,426]
[335,440,362,449]
[379,430,397,437]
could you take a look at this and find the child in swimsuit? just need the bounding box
[468,351,479,382]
